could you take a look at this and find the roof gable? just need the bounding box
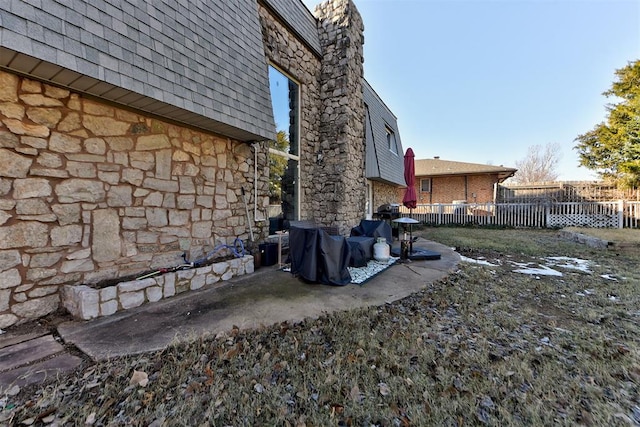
[363,80,405,186]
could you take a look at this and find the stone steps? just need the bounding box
[0,331,82,393]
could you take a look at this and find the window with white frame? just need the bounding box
[386,125,397,154]
[420,178,431,192]
[268,65,300,227]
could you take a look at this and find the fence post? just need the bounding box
[438,204,443,225]
[544,203,550,228]
[618,200,624,228]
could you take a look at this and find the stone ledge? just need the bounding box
[62,256,254,320]
[559,230,611,249]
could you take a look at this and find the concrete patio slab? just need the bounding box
[57,239,459,362]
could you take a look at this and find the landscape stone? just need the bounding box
[0,314,18,329]
[143,177,179,192]
[44,85,70,99]
[120,291,145,309]
[0,148,33,178]
[0,250,21,271]
[190,274,206,290]
[67,161,97,178]
[25,267,56,281]
[66,248,91,260]
[16,199,51,215]
[11,295,59,319]
[52,203,81,225]
[84,137,106,155]
[21,79,42,93]
[105,136,134,151]
[130,152,154,170]
[29,252,62,268]
[19,94,63,107]
[136,134,171,151]
[146,208,168,227]
[83,115,130,136]
[0,222,48,249]
[155,149,172,179]
[0,130,19,147]
[55,179,105,203]
[26,108,62,128]
[0,71,18,102]
[163,274,176,297]
[57,112,81,132]
[28,286,59,298]
[0,269,22,289]
[51,225,83,246]
[107,185,133,207]
[13,178,52,198]
[0,211,11,226]
[49,132,82,153]
[100,286,117,301]
[0,290,10,311]
[60,259,95,273]
[0,103,24,120]
[100,300,118,316]
[36,152,63,167]
[119,278,155,293]
[61,285,98,319]
[92,209,121,262]
[122,168,144,186]
[146,286,163,302]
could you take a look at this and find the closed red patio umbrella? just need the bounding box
[402,148,417,210]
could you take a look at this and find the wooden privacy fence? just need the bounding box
[399,201,640,229]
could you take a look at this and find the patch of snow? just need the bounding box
[601,274,618,281]
[510,261,529,267]
[544,256,592,273]
[576,289,595,296]
[513,265,563,276]
[460,256,499,266]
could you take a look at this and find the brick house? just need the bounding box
[409,158,516,204]
[0,0,405,326]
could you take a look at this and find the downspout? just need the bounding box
[252,142,266,222]
[464,176,468,201]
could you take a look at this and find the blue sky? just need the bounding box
[302,0,640,180]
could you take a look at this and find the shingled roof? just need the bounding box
[0,0,276,142]
[415,158,516,182]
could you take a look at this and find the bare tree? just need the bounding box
[512,143,561,184]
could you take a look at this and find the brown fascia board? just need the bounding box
[418,170,516,178]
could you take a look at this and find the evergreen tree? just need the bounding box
[575,60,640,187]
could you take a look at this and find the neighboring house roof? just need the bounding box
[415,158,517,182]
[262,0,322,56]
[363,80,405,186]
[0,0,275,142]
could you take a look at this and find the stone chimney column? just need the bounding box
[313,0,366,233]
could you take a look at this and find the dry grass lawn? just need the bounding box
[4,227,640,426]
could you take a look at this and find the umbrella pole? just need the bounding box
[409,208,413,254]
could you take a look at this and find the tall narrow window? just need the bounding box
[420,178,431,193]
[268,65,300,232]
[386,125,397,154]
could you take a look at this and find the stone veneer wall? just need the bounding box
[0,70,261,328]
[372,181,403,209]
[314,0,366,234]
